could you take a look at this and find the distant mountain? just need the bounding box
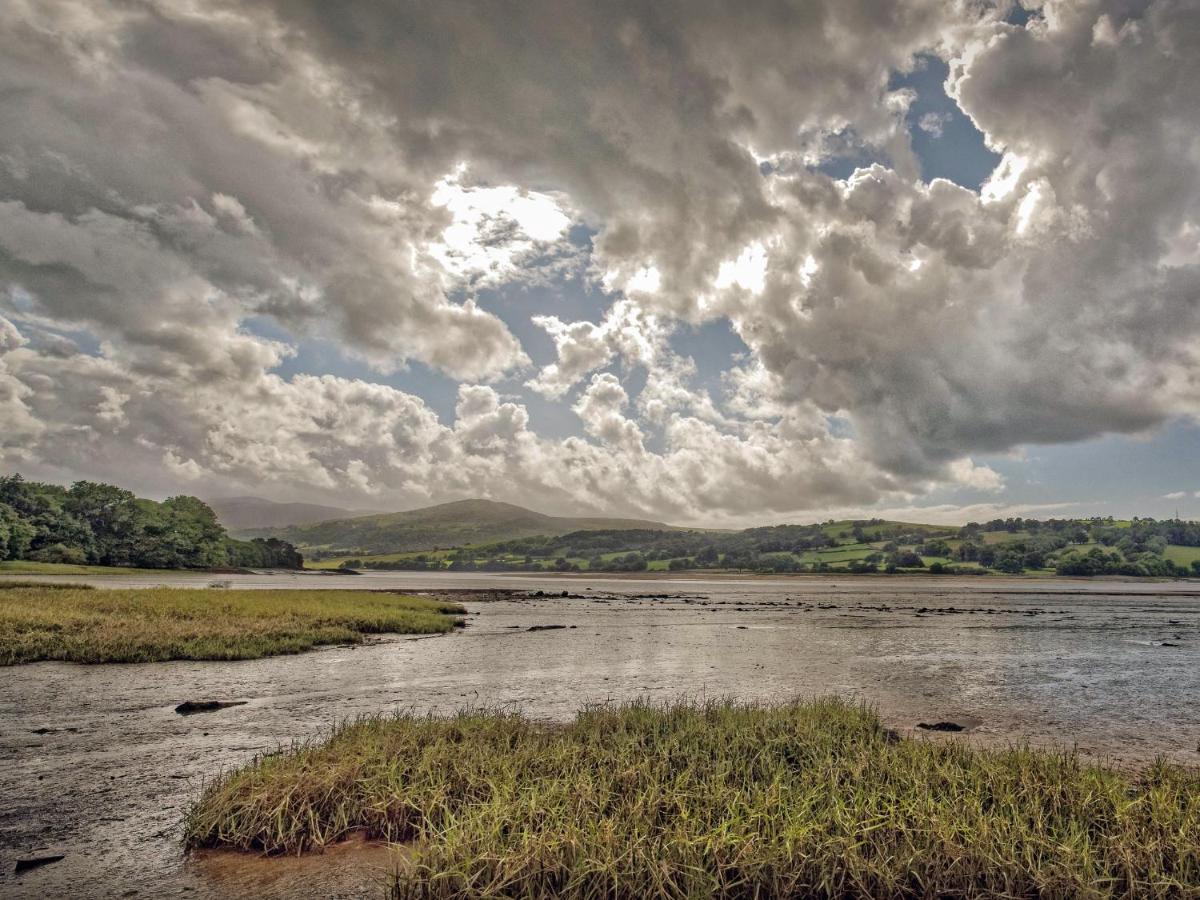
[209,496,366,532]
[240,498,673,555]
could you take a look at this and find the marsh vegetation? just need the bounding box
[186,699,1200,899]
[0,585,464,665]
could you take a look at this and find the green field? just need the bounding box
[1165,545,1200,566]
[799,542,877,563]
[187,699,1200,898]
[979,530,1033,544]
[0,585,464,665]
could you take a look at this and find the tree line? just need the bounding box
[0,474,302,569]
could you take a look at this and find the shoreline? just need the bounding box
[9,565,1200,593]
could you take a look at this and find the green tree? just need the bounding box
[65,480,142,565]
[162,496,227,567]
[0,502,35,560]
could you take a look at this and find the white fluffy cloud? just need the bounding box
[2,0,1198,522]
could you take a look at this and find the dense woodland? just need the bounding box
[0,475,302,569]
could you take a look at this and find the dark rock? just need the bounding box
[917,721,965,732]
[882,728,902,744]
[14,854,65,873]
[526,624,567,632]
[174,700,248,716]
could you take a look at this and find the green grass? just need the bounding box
[1165,545,1200,567]
[186,699,1200,899]
[0,586,464,665]
[979,530,1032,545]
[0,559,176,576]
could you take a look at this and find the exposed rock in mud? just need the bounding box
[14,854,65,873]
[918,721,966,732]
[174,700,248,716]
[418,589,522,603]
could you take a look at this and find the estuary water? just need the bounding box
[1,571,1198,898]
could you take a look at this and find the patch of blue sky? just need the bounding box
[31,324,103,357]
[924,419,1200,520]
[5,319,103,357]
[2,289,104,356]
[825,415,855,439]
[1004,3,1033,27]
[668,318,748,399]
[470,271,605,368]
[804,55,1000,191]
[5,285,35,312]
[243,315,464,422]
[891,55,1001,191]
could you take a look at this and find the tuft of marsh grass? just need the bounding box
[185,699,1200,898]
[0,586,464,665]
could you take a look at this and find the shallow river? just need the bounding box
[1,571,1198,898]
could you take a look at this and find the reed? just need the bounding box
[186,698,1200,898]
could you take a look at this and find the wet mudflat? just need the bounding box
[1,572,1198,898]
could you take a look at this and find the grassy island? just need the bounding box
[186,699,1200,899]
[0,584,464,665]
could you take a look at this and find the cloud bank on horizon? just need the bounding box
[1,0,1198,525]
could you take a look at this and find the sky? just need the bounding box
[1,0,1199,527]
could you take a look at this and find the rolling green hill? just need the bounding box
[239,499,673,556]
